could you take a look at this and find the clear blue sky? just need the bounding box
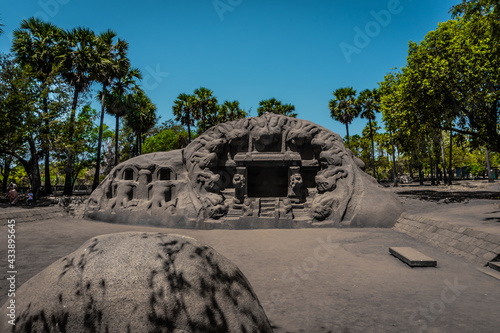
[1,0,457,137]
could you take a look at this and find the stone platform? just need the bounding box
[389,246,437,267]
[393,212,500,266]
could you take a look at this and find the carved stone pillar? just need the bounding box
[137,169,151,200]
[233,167,247,204]
[288,166,304,203]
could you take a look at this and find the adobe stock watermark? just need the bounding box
[261,233,340,315]
[3,0,71,43]
[339,0,408,64]
[34,0,71,21]
[142,65,170,91]
[408,277,467,332]
[213,0,243,21]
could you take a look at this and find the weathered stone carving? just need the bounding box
[233,173,246,204]
[288,173,305,203]
[85,113,403,228]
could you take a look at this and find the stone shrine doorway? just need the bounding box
[247,166,288,197]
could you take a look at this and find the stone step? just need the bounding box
[488,262,500,273]
[389,247,437,267]
[293,211,309,217]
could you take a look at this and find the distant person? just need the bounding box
[6,183,19,206]
[27,190,34,206]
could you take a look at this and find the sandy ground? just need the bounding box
[394,179,500,235]
[0,179,499,332]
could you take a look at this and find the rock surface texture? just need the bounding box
[0,232,273,333]
[85,113,403,228]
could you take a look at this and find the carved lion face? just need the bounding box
[289,174,303,189]
[315,175,336,193]
[312,204,332,220]
[232,174,246,189]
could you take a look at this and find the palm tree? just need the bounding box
[106,67,142,166]
[92,30,130,190]
[125,89,157,155]
[193,87,218,132]
[172,93,197,142]
[257,98,297,117]
[12,17,63,195]
[358,88,380,179]
[59,27,97,195]
[329,87,359,149]
[218,100,248,123]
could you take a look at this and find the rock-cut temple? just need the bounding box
[85,113,403,228]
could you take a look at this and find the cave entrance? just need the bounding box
[247,166,288,197]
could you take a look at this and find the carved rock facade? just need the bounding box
[85,113,403,228]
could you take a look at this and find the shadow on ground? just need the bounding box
[396,190,500,203]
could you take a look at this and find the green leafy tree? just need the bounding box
[125,89,157,155]
[401,16,499,151]
[193,87,218,133]
[142,123,189,154]
[217,100,248,123]
[59,27,97,195]
[257,98,297,117]
[92,30,130,190]
[172,93,197,142]
[52,105,102,188]
[0,54,44,199]
[451,0,500,21]
[12,17,64,194]
[329,87,359,149]
[106,67,142,165]
[358,88,380,179]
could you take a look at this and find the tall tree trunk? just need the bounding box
[390,131,397,187]
[114,114,120,166]
[2,154,12,193]
[92,83,107,191]
[368,119,377,180]
[428,147,435,186]
[345,123,350,150]
[139,133,142,155]
[28,158,42,203]
[486,147,494,183]
[44,150,52,194]
[448,130,453,185]
[187,119,191,143]
[42,96,52,195]
[25,137,43,202]
[201,106,206,132]
[440,136,447,184]
[136,134,140,156]
[409,158,414,180]
[64,89,79,196]
[434,148,441,184]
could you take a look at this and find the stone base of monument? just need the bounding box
[489,261,500,273]
[389,247,437,267]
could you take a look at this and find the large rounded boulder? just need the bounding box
[0,232,273,333]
